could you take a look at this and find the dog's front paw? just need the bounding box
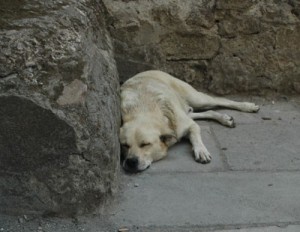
[194,148,212,164]
[240,102,260,113]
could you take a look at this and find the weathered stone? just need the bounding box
[57,79,87,106]
[161,32,220,60]
[216,0,254,10]
[185,4,215,29]
[218,17,261,37]
[0,0,120,216]
[104,0,300,95]
[294,82,300,93]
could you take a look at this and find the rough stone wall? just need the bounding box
[0,0,120,216]
[103,0,300,95]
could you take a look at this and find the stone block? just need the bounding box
[0,0,120,216]
[161,33,220,60]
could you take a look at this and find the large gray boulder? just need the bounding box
[0,0,120,216]
[104,0,300,95]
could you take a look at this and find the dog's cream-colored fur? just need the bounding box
[120,70,259,172]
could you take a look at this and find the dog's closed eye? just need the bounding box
[160,134,177,146]
[122,144,130,149]
[140,142,151,148]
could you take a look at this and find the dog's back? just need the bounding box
[121,71,189,120]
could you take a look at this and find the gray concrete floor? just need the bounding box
[1,96,300,232]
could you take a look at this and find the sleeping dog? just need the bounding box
[120,70,259,172]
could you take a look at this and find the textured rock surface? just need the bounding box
[104,0,300,95]
[0,0,120,216]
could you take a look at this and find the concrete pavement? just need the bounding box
[1,96,300,231]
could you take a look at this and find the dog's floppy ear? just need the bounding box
[160,134,177,147]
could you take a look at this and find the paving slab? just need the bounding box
[148,126,226,173]
[258,102,300,125]
[109,172,300,229]
[131,224,300,232]
[218,225,300,232]
[212,122,300,171]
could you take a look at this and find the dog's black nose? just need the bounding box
[125,157,139,170]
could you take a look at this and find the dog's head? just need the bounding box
[120,118,176,172]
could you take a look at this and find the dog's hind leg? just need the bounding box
[192,96,259,112]
[186,90,259,112]
[171,79,259,112]
[188,110,235,128]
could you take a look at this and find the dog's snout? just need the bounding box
[125,157,139,170]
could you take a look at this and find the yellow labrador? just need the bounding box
[120,71,259,172]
